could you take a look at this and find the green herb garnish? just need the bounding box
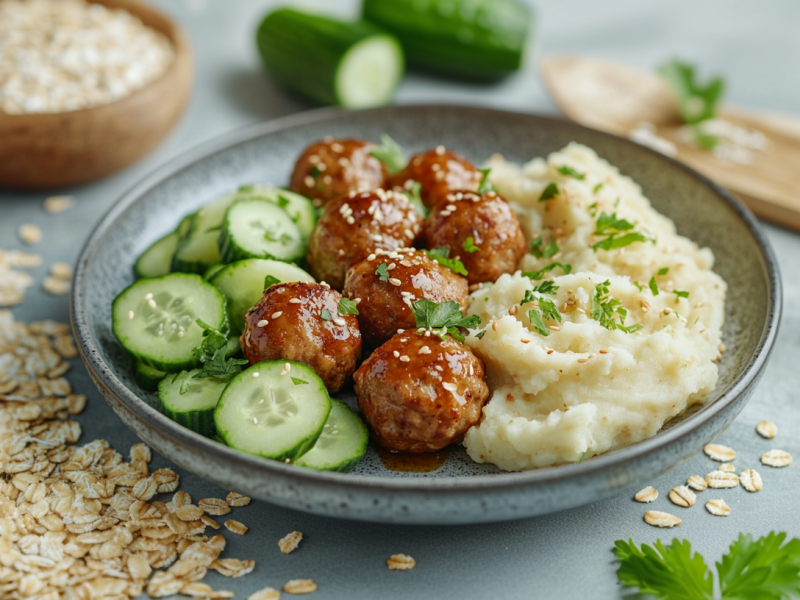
[539,182,559,202]
[477,168,495,193]
[592,212,649,252]
[521,282,559,303]
[320,308,332,321]
[538,298,562,323]
[658,267,669,276]
[463,236,479,253]
[309,165,321,179]
[523,262,572,280]
[423,248,468,277]
[191,319,248,381]
[590,280,642,333]
[405,180,429,218]
[531,236,560,259]
[673,290,690,299]
[411,299,480,342]
[633,281,643,292]
[338,298,359,315]
[527,310,549,336]
[369,133,406,175]
[475,330,486,339]
[649,277,659,296]
[264,275,280,289]
[291,377,308,386]
[375,262,390,282]
[557,165,585,180]
[593,183,603,194]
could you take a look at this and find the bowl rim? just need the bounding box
[71,104,782,493]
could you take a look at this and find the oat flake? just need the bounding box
[761,449,792,468]
[43,195,76,213]
[703,443,736,462]
[279,531,303,554]
[687,475,707,491]
[249,588,282,600]
[387,553,417,570]
[718,463,736,472]
[706,499,731,516]
[644,511,681,528]
[224,519,248,535]
[283,579,318,594]
[740,468,763,492]
[633,486,658,503]
[668,485,696,508]
[706,470,740,489]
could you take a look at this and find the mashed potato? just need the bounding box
[462,143,726,471]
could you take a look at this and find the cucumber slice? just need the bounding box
[134,359,167,392]
[203,264,225,280]
[210,258,314,334]
[158,370,228,437]
[225,335,242,358]
[112,273,228,372]
[256,8,404,108]
[250,187,316,239]
[218,198,305,264]
[362,0,533,80]
[214,361,331,461]
[172,192,240,273]
[177,213,194,239]
[294,400,368,472]
[135,232,180,279]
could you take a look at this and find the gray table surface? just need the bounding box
[2,0,799,597]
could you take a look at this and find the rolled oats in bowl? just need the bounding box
[0,0,175,114]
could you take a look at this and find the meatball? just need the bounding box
[290,138,387,206]
[240,282,361,394]
[387,146,482,208]
[354,333,489,453]
[423,190,526,286]
[343,248,468,349]
[306,189,422,290]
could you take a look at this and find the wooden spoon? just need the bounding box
[541,55,800,230]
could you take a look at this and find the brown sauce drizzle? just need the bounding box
[377,447,450,473]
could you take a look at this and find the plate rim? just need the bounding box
[71,103,783,492]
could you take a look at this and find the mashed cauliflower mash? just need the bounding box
[463,143,726,471]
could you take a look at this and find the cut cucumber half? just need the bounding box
[256,8,404,108]
[210,258,314,333]
[294,400,368,472]
[214,361,331,461]
[135,232,180,279]
[134,359,167,392]
[219,198,305,264]
[159,370,228,437]
[112,273,228,372]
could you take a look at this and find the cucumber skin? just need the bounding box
[256,8,402,106]
[218,199,305,264]
[294,400,368,472]
[135,232,179,279]
[362,0,532,80]
[134,360,166,392]
[162,402,217,438]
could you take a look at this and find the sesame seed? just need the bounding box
[405,229,415,239]
[367,254,376,261]
[425,331,431,337]
[355,298,362,304]
[331,142,344,153]
[509,306,518,316]
[663,307,673,315]
[435,145,445,155]
[128,310,134,320]
[442,382,457,392]
[446,204,457,211]
[393,351,400,358]
[492,320,499,331]
[308,154,320,164]
[388,263,397,270]
[440,210,452,217]
[435,365,443,372]
[283,363,291,372]
[145,292,153,300]
[346,216,355,224]
[148,299,156,308]
[419,346,431,354]
[389,278,402,286]
[400,260,412,267]
[304,176,314,187]
[521,338,530,344]
[372,234,383,242]
[333,318,346,326]
[599,349,609,354]
[577,308,586,314]
[577,357,589,363]
[431,163,441,171]
[397,329,405,334]
[320,281,330,288]
[399,356,410,362]
[339,249,345,255]
[289,298,301,304]
[257,319,268,327]
[469,364,474,376]
[548,325,560,331]
[272,311,283,319]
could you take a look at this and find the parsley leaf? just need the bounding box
[405,180,429,218]
[477,168,495,193]
[291,377,308,385]
[538,298,562,323]
[423,248,468,277]
[557,165,585,180]
[539,182,559,202]
[673,290,689,299]
[463,236,479,253]
[369,133,406,175]
[593,182,603,194]
[375,262,390,282]
[522,262,572,280]
[411,299,480,342]
[521,281,559,303]
[592,212,649,252]
[718,532,800,599]
[320,308,332,321]
[338,298,359,315]
[527,310,549,336]
[475,330,486,339]
[264,275,280,289]
[191,320,248,381]
[309,165,321,179]
[633,280,643,292]
[590,280,641,333]
[531,236,559,259]
[658,267,669,276]
[543,239,559,258]
[659,60,724,132]
[649,277,660,296]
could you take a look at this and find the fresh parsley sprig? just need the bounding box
[592,212,649,252]
[614,532,800,600]
[530,236,559,259]
[557,165,585,180]
[539,182,559,202]
[338,298,359,315]
[405,180,429,218]
[423,248,468,277]
[522,262,572,280]
[369,133,406,175]
[375,262,390,282]
[191,319,248,383]
[590,280,642,333]
[411,299,480,342]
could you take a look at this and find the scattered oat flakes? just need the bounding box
[687,475,707,491]
[49,261,73,280]
[668,485,696,508]
[718,463,736,472]
[387,553,416,570]
[200,497,232,515]
[68,393,86,414]
[634,486,658,503]
[224,519,248,535]
[18,223,42,245]
[42,275,71,295]
[756,420,777,439]
[43,195,76,213]
[705,499,731,516]
[703,443,736,462]
[283,579,318,594]
[131,442,152,463]
[249,588,282,600]
[740,468,763,492]
[227,491,251,507]
[706,470,740,489]
[761,449,792,468]
[644,511,681,528]
[279,530,303,554]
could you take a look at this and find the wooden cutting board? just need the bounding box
[540,55,800,231]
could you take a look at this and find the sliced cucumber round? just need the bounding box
[250,187,316,239]
[159,370,228,437]
[172,192,239,273]
[135,231,180,279]
[203,264,225,280]
[134,359,167,392]
[294,400,368,472]
[112,273,227,372]
[214,361,331,461]
[210,258,314,334]
[218,198,305,264]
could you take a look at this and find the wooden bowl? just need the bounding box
[0,0,193,189]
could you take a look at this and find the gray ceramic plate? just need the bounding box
[72,105,781,524]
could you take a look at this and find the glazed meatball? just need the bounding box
[240,282,361,394]
[424,190,526,286]
[306,189,422,290]
[387,146,483,208]
[343,249,468,349]
[290,138,387,206]
[354,333,489,453]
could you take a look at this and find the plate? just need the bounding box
[71,105,781,524]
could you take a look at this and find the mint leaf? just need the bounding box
[463,236,479,253]
[375,262,390,282]
[369,134,406,175]
[557,165,585,180]
[338,298,359,315]
[539,182,559,202]
[423,248,468,277]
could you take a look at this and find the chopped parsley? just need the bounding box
[191,319,248,382]
[291,377,308,386]
[463,236,479,253]
[523,262,572,280]
[475,330,486,339]
[539,182,559,202]
[527,309,549,336]
[477,168,495,193]
[369,133,406,175]
[590,280,642,333]
[320,308,333,321]
[657,267,669,276]
[557,165,585,180]
[673,290,690,299]
[338,298,359,315]
[309,165,321,179]
[593,182,603,194]
[264,275,280,289]
[649,277,659,296]
[539,298,562,323]
[411,299,480,342]
[592,212,649,252]
[405,180,429,218]
[375,262,390,282]
[531,236,559,259]
[520,281,559,303]
[423,248,468,277]
[633,281,643,292]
